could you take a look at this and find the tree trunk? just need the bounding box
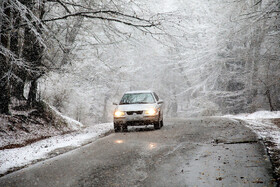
[22,0,46,106]
[10,8,26,100]
[13,80,26,100]
[101,95,109,122]
[265,89,275,111]
[27,79,38,107]
[0,0,11,114]
[0,81,11,114]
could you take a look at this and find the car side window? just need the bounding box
[153,92,159,101]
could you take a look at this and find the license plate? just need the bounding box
[133,116,141,120]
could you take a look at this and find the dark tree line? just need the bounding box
[0,0,158,115]
[0,0,45,114]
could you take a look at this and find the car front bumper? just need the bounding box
[114,114,159,126]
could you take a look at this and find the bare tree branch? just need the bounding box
[41,10,158,27]
[49,0,72,14]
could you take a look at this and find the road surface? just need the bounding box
[0,117,276,186]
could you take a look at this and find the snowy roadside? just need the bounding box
[0,123,113,176]
[225,111,280,147]
[224,111,280,182]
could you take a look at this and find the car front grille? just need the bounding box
[126,111,143,115]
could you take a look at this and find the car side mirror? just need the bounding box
[158,100,164,104]
[113,102,118,105]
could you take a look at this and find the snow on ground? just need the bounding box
[225,111,280,181]
[0,123,113,175]
[224,111,280,147]
[225,111,280,120]
[49,105,84,130]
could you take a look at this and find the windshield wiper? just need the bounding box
[120,102,130,105]
[135,102,150,104]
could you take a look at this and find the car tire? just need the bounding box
[154,120,160,130]
[114,123,121,132]
[160,120,163,127]
[122,124,128,132]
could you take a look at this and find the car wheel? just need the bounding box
[160,120,163,127]
[114,123,121,132]
[154,120,160,130]
[122,124,128,132]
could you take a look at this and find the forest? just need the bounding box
[0,0,279,125]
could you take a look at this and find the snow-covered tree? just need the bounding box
[0,0,162,115]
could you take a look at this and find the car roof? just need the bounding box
[124,90,154,94]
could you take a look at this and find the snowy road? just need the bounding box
[0,117,276,186]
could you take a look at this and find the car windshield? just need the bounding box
[120,93,155,105]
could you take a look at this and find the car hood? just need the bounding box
[116,104,156,111]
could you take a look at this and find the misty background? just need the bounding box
[1,0,279,125]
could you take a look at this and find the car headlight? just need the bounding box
[145,108,157,115]
[114,111,125,117]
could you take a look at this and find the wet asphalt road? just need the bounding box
[0,117,276,187]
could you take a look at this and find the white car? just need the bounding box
[113,91,164,132]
